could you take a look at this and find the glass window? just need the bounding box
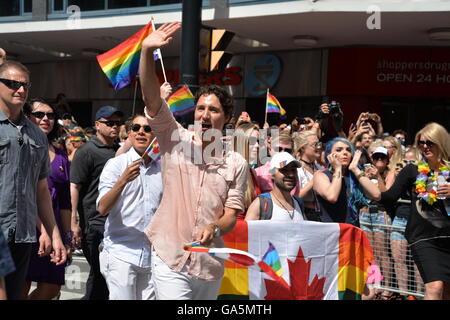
[150,0,182,5]
[0,0,20,16]
[24,0,32,12]
[54,0,64,11]
[108,0,148,9]
[68,0,105,11]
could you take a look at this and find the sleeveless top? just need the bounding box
[271,198,304,221]
[316,170,359,226]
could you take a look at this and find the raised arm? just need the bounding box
[139,22,181,117]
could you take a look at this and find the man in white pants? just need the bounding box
[97,114,162,300]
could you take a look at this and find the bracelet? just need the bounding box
[62,231,73,246]
[356,172,366,180]
[333,172,342,179]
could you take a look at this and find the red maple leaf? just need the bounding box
[263,246,326,300]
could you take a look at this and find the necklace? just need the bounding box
[271,192,295,219]
[415,160,450,205]
[300,158,314,168]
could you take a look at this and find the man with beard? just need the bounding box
[245,152,306,221]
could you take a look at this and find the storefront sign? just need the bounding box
[327,48,450,97]
[245,54,281,96]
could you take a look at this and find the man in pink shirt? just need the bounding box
[139,22,248,300]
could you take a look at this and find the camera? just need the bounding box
[329,101,341,117]
[298,118,308,125]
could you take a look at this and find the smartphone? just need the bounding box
[363,163,372,171]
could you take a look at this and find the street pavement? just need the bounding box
[29,253,89,300]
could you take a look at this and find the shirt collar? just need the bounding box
[0,109,27,125]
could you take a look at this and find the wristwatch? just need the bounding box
[212,224,221,238]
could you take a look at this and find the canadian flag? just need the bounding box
[217,220,374,300]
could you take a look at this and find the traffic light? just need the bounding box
[205,29,234,72]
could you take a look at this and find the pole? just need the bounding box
[151,18,168,83]
[180,0,202,94]
[264,88,269,125]
[132,76,138,115]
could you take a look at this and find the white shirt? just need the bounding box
[271,197,304,221]
[97,147,163,268]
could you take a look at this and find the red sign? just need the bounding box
[156,67,242,87]
[327,48,450,97]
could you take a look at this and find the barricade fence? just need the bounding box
[360,222,425,298]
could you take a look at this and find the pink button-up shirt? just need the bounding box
[144,100,248,281]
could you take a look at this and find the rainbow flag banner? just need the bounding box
[143,137,160,161]
[97,22,153,91]
[266,92,286,115]
[167,85,195,116]
[218,220,374,300]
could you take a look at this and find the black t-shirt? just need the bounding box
[380,164,450,245]
[70,137,119,233]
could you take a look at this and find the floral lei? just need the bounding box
[415,160,450,205]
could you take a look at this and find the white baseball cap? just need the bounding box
[372,146,388,156]
[269,152,301,174]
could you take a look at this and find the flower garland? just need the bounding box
[415,160,450,205]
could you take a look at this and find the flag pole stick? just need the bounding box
[264,88,268,125]
[132,76,139,116]
[151,18,168,83]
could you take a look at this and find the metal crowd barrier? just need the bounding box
[360,222,425,299]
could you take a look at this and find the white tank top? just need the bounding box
[271,197,304,221]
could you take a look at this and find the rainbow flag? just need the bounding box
[97,22,153,91]
[167,85,195,116]
[143,137,160,161]
[218,220,374,300]
[266,92,286,115]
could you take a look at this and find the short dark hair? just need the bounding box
[0,60,30,78]
[24,97,60,142]
[125,113,147,132]
[392,129,407,139]
[195,85,234,120]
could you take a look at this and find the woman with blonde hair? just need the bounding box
[379,122,450,300]
[383,136,403,173]
[233,122,262,218]
[293,130,323,221]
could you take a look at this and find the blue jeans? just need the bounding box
[359,211,391,234]
[390,216,408,241]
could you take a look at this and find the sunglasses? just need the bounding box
[309,142,323,149]
[273,146,292,153]
[30,111,56,120]
[0,78,32,90]
[417,140,434,147]
[372,154,388,161]
[131,124,152,133]
[98,120,122,127]
[403,159,417,164]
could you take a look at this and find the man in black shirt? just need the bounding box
[70,106,122,300]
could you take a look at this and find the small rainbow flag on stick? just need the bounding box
[142,137,160,161]
[266,91,286,116]
[167,84,195,116]
[97,21,154,91]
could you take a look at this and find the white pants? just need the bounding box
[151,251,222,300]
[99,250,155,300]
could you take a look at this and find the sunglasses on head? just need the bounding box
[30,111,56,120]
[0,78,31,91]
[98,120,122,127]
[372,154,387,161]
[131,124,152,133]
[273,146,292,153]
[418,140,434,147]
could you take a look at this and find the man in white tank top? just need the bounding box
[245,152,305,221]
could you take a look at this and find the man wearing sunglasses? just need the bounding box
[70,105,123,300]
[96,115,162,300]
[0,61,67,299]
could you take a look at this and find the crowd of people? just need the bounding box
[1,22,450,301]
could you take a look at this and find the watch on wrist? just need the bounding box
[212,224,221,238]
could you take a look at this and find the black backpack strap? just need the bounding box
[258,193,273,220]
[293,195,308,221]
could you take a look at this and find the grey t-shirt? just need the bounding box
[0,110,50,243]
